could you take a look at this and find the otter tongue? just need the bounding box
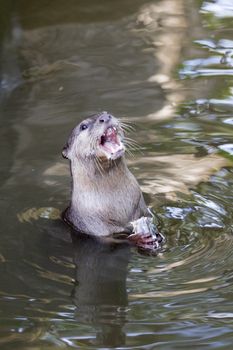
[105,141,121,153]
[105,127,117,143]
[103,127,121,154]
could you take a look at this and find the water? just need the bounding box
[1,0,233,348]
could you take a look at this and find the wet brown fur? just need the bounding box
[62,112,148,237]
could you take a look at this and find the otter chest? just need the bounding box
[74,179,140,224]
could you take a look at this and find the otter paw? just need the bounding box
[128,217,164,251]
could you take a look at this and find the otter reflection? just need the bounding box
[71,232,130,347]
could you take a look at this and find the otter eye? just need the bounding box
[80,123,88,131]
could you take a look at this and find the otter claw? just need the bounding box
[128,216,164,251]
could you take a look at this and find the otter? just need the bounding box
[62,111,164,251]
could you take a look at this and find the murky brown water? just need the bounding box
[1,0,233,349]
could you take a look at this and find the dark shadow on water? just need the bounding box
[71,231,130,347]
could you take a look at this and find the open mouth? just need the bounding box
[99,126,125,160]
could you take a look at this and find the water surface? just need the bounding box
[1,0,233,349]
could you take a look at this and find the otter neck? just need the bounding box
[70,156,128,191]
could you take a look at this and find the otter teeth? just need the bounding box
[101,126,118,144]
[99,126,124,159]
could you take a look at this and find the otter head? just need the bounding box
[62,112,125,165]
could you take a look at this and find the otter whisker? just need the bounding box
[120,121,135,129]
[89,136,105,176]
[90,136,99,157]
[94,156,105,176]
[120,125,135,135]
[113,159,118,169]
[124,137,141,148]
[120,117,135,125]
[124,141,144,155]
[95,156,104,172]
[98,159,105,175]
[125,145,143,155]
[119,121,136,133]
[125,148,135,158]
[124,141,141,150]
[124,141,142,151]
[89,135,95,150]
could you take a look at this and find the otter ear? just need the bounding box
[62,144,70,159]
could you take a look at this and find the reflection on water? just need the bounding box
[202,0,233,18]
[72,234,130,348]
[1,0,233,349]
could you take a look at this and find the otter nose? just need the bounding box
[99,113,112,123]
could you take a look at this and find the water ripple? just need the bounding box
[201,0,233,18]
